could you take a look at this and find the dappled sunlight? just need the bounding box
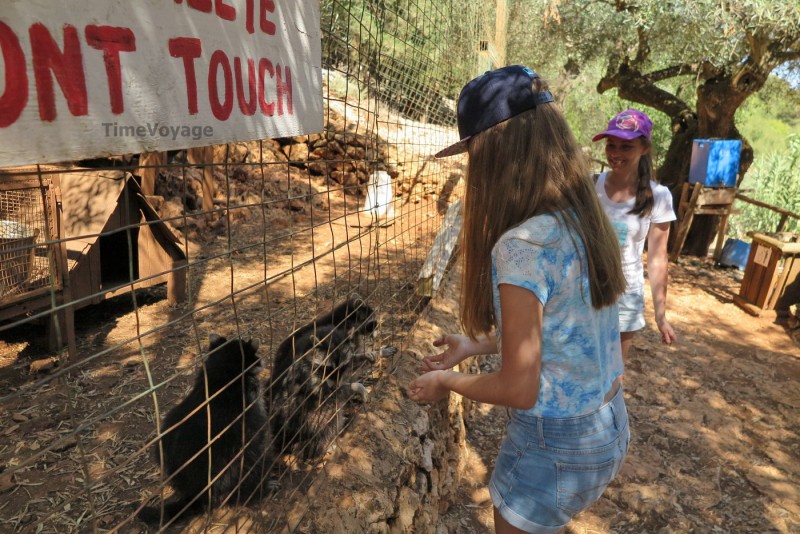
[590,257,800,531]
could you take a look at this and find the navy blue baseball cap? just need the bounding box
[435,65,555,158]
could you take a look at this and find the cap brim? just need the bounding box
[592,130,644,142]
[434,137,470,158]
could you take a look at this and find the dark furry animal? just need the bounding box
[138,335,271,526]
[267,296,396,460]
[270,295,378,384]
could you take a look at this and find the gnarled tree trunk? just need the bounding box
[602,60,766,257]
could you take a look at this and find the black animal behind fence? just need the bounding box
[0,0,488,531]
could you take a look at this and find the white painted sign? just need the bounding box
[753,244,771,267]
[0,0,322,166]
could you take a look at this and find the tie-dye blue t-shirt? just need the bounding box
[491,212,622,418]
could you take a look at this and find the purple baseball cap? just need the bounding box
[592,109,653,142]
[435,65,555,158]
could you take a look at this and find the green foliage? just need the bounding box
[320,0,485,120]
[737,75,800,154]
[728,134,800,237]
[514,0,800,72]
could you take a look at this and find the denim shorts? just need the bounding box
[618,290,646,333]
[489,386,630,533]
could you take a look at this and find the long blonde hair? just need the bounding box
[460,78,625,338]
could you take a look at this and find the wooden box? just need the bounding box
[734,232,800,317]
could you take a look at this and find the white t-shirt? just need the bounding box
[595,171,676,293]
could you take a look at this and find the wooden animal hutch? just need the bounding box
[0,166,187,357]
[0,167,74,354]
[734,232,800,317]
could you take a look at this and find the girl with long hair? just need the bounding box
[408,66,629,534]
[592,109,677,360]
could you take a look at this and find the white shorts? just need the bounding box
[618,290,646,333]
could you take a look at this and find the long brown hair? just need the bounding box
[460,78,625,338]
[629,137,655,217]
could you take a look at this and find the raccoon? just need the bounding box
[270,295,379,385]
[267,296,396,460]
[138,335,272,525]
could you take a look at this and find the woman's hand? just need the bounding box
[407,370,450,403]
[420,335,474,372]
[656,317,677,345]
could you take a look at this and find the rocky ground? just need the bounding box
[438,257,800,533]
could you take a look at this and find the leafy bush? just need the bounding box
[728,134,800,237]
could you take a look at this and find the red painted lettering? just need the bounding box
[85,25,136,115]
[258,58,274,116]
[260,0,276,35]
[209,50,233,120]
[215,0,236,21]
[245,0,255,34]
[169,37,202,115]
[29,23,87,121]
[187,0,212,13]
[234,58,257,116]
[0,21,28,128]
[276,64,292,116]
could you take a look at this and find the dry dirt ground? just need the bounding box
[1,85,798,533]
[439,257,800,534]
[0,93,462,533]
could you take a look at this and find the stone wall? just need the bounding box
[285,267,473,533]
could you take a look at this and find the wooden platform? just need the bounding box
[670,182,739,261]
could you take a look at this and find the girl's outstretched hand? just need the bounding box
[420,335,473,372]
[407,370,450,403]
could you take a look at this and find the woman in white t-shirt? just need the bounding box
[592,109,678,360]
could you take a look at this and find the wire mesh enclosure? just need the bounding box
[0,0,497,532]
[0,174,60,304]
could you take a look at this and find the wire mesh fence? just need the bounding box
[0,0,492,532]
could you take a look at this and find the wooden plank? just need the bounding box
[697,188,737,206]
[736,193,800,221]
[167,259,188,306]
[733,295,777,319]
[677,182,691,220]
[693,207,733,215]
[754,244,780,308]
[671,183,739,261]
[713,212,731,262]
[776,255,800,311]
[417,199,462,297]
[733,295,763,317]
[670,183,703,261]
[187,146,216,212]
[738,240,760,300]
[766,254,792,311]
[137,151,167,197]
[744,232,800,254]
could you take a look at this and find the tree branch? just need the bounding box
[772,45,800,63]
[597,60,693,120]
[645,64,699,82]
[634,27,650,64]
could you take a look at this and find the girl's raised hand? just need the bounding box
[420,334,473,372]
